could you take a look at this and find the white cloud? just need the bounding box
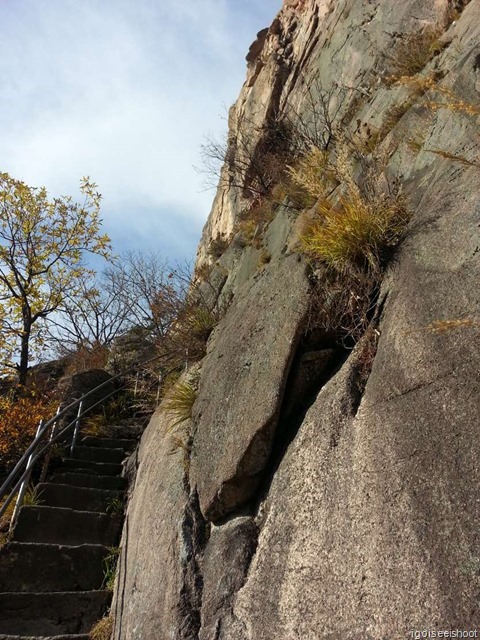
[0,0,281,259]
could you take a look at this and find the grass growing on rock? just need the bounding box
[90,616,113,640]
[288,144,411,343]
[387,27,445,79]
[102,547,120,591]
[301,186,409,276]
[163,380,198,429]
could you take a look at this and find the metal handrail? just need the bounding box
[0,354,162,525]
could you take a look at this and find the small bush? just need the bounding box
[307,269,376,344]
[287,146,337,205]
[163,380,197,429]
[301,187,409,276]
[0,392,55,472]
[90,616,113,640]
[207,236,229,259]
[63,343,110,377]
[387,27,445,79]
[160,303,221,367]
[235,197,277,248]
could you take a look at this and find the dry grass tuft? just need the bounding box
[395,75,480,116]
[425,148,480,169]
[404,318,479,335]
[163,380,197,430]
[287,146,337,204]
[387,27,445,79]
[426,318,478,333]
[102,547,120,591]
[289,145,411,343]
[301,187,409,276]
[90,616,113,640]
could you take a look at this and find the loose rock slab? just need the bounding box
[191,254,310,521]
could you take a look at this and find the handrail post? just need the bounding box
[70,399,83,455]
[10,419,44,530]
[39,405,61,484]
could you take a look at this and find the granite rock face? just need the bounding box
[111,402,207,640]
[190,254,310,522]
[113,0,480,637]
[220,175,480,636]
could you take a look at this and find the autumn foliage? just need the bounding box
[0,392,54,472]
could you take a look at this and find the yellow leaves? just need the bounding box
[0,172,112,382]
[0,393,55,468]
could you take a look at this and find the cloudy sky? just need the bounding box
[0,0,281,265]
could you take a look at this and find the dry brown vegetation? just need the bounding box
[90,616,113,640]
[386,27,446,80]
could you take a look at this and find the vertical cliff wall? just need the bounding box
[113,0,480,637]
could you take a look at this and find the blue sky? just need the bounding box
[0,0,281,265]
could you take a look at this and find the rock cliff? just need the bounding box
[113,0,480,637]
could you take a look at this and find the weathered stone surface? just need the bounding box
[199,516,258,640]
[111,399,207,640]
[246,28,269,64]
[222,297,480,638]
[214,27,480,631]
[264,203,296,258]
[190,254,310,521]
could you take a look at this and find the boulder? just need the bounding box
[190,254,311,522]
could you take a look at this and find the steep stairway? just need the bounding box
[0,433,136,638]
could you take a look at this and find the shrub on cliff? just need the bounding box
[301,186,409,277]
[386,27,445,80]
[289,145,410,342]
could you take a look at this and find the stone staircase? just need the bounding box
[0,434,136,638]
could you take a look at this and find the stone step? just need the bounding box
[71,446,125,464]
[50,472,127,491]
[0,591,111,635]
[57,459,123,477]
[0,633,90,640]
[80,436,136,451]
[0,543,110,592]
[13,506,122,547]
[37,483,123,513]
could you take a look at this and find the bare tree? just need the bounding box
[104,251,191,342]
[48,274,131,352]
